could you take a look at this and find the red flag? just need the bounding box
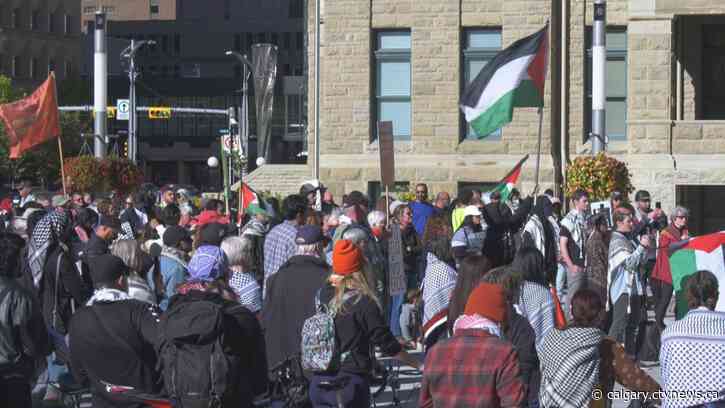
[0,73,60,159]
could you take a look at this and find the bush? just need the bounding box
[63,156,104,193]
[100,157,144,195]
[565,153,634,201]
[63,156,144,194]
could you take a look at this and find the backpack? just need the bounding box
[300,289,356,372]
[157,297,239,408]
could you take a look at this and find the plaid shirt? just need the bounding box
[420,329,525,408]
[263,220,299,298]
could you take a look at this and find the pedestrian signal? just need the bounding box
[148,107,171,119]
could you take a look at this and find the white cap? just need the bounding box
[463,205,482,217]
[389,200,407,214]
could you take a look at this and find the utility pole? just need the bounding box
[314,0,321,180]
[550,1,563,197]
[224,51,253,180]
[592,0,606,154]
[93,12,107,158]
[122,39,155,164]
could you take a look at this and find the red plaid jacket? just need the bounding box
[420,329,525,408]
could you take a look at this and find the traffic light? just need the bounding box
[148,107,171,119]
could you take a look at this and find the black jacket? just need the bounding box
[41,247,92,336]
[482,198,532,267]
[69,298,161,408]
[505,310,540,407]
[84,234,110,260]
[0,277,51,380]
[262,255,330,371]
[166,290,268,407]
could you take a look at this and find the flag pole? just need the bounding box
[51,72,68,196]
[534,107,544,195]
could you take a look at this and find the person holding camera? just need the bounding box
[607,208,651,359]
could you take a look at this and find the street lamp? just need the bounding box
[225,50,254,175]
[121,39,155,164]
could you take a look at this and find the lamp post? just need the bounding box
[121,39,155,164]
[225,50,254,178]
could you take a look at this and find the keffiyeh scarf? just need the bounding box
[28,212,69,288]
[607,231,644,312]
[538,327,604,408]
[452,314,502,338]
[516,281,556,347]
[560,210,586,255]
[229,268,262,313]
[660,309,725,408]
[87,288,131,306]
[421,253,458,339]
[523,215,546,256]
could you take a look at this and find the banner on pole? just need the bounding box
[378,121,395,189]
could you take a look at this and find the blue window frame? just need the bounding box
[373,31,411,141]
[463,29,503,140]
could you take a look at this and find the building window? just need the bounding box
[0,54,4,74]
[462,28,503,141]
[12,56,20,77]
[271,33,279,46]
[373,31,412,141]
[296,32,304,51]
[246,33,254,50]
[161,35,169,53]
[64,60,72,78]
[102,6,115,14]
[12,8,21,29]
[702,25,725,120]
[173,34,181,55]
[256,32,266,44]
[585,28,627,141]
[48,12,56,33]
[289,0,303,18]
[48,59,55,75]
[234,34,241,51]
[30,57,38,78]
[64,14,72,34]
[83,6,96,14]
[31,10,40,30]
[368,181,410,207]
[150,5,159,14]
[283,32,291,49]
[224,0,230,20]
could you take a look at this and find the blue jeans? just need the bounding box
[556,263,566,297]
[389,293,404,338]
[399,303,415,341]
[309,372,370,408]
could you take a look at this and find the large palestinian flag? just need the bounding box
[489,154,529,202]
[461,25,548,138]
[669,231,725,317]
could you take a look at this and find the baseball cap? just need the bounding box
[163,226,191,247]
[51,195,70,208]
[463,205,482,217]
[98,215,121,230]
[88,254,127,286]
[610,191,624,201]
[635,190,651,202]
[246,204,268,217]
[199,222,228,247]
[295,225,323,245]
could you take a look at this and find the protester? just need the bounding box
[559,188,590,307]
[262,224,329,374]
[608,208,651,358]
[451,205,485,266]
[83,193,95,209]
[195,198,230,228]
[509,247,557,347]
[111,240,157,305]
[49,194,67,211]
[434,191,450,212]
[421,282,525,408]
[0,232,51,408]
[633,190,667,234]
[481,192,531,267]
[162,245,268,407]
[584,213,611,306]
[71,193,85,209]
[151,225,191,310]
[410,183,438,238]
[660,270,725,408]
[241,205,270,286]
[520,195,559,281]
[310,240,420,407]
[221,235,262,313]
[610,190,624,211]
[651,206,690,331]
[119,193,149,239]
[159,187,177,209]
[388,203,422,340]
[263,194,306,296]
[69,254,161,408]
[539,289,660,408]
[447,255,493,332]
[420,224,457,350]
[451,189,475,232]
[84,215,121,260]
[17,180,35,208]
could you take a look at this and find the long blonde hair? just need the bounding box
[331,270,381,313]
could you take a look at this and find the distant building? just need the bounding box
[80,0,177,32]
[0,0,82,89]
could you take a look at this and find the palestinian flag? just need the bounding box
[489,154,529,202]
[669,231,725,316]
[240,182,260,211]
[461,25,548,138]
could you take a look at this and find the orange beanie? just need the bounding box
[332,239,363,276]
[464,283,507,323]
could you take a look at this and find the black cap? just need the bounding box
[88,254,127,286]
[635,190,651,202]
[295,225,323,245]
[610,191,624,200]
[199,223,228,247]
[163,226,191,247]
[98,215,121,230]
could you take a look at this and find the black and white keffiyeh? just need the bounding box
[421,252,457,338]
[117,221,136,241]
[538,327,604,408]
[661,308,725,408]
[516,281,555,347]
[28,211,69,288]
[229,269,262,313]
[87,287,131,306]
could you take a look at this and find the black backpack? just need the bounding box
[157,297,240,408]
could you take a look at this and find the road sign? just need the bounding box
[148,107,171,119]
[221,134,241,154]
[116,99,130,121]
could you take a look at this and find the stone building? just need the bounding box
[281,0,725,235]
[0,0,82,89]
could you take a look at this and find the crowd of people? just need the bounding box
[0,179,723,408]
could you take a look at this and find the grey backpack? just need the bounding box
[300,289,356,372]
